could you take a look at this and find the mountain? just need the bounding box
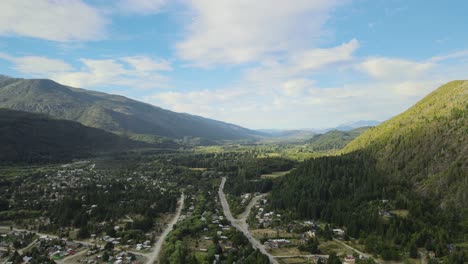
[343,80,467,206]
[335,120,380,131]
[257,129,316,143]
[0,76,263,141]
[271,81,467,258]
[308,127,370,151]
[0,108,152,163]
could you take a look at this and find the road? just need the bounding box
[333,239,381,263]
[237,193,266,221]
[56,249,88,264]
[146,193,185,264]
[0,193,185,264]
[218,177,279,264]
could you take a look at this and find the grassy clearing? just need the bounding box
[270,247,306,256]
[260,169,294,179]
[279,257,310,264]
[189,168,208,171]
[250,229,300,240]
[318,240,354,256]
[390,209,409,218]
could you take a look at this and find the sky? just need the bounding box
[0,0,467,129]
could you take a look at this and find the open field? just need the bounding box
[261,169,294,179]
[269,247,305,256]
[390,209,409,218]
[318,240,354,256]
[251,229,300,240]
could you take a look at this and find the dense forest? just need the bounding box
[271,81,468,262]
[0,108,151,163]
[271,151,466,261]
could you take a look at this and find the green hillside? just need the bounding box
[308,127,370,151]
[271,81,468,261]
[0,108,151,163]
[344,80,468,207]
[0,76,263,141]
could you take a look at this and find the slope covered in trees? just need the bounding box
[0,109,150,163]
[271,81,468,261]
[344,80,468,208]
[308,127,370,151]
[0,76,263,141]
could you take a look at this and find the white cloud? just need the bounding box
[176,0,343,66]
[291,39,359,71]
[430,49,468,63]
[147,78,446,129]
[0,0,107,42]
[282,79,315,97]
[54,58,170,89]
[116,0,167,14]
[0,53,171,90]
[358,57,433,79]
[245,39,360,89]
[0,53,73,75]
[147,47,468,129]
[121,56,172,71]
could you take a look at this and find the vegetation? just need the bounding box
[0,76,264,140]
[308,127,370,151]
[0,108,150,163]
[271,81,468,261]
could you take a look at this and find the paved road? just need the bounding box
[146,193,185,264]
[237,193,266,221]
[0,193,185,264]
[218,177,279,264]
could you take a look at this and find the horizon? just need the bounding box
[1,0,467,129]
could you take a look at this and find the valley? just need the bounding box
[1,1,467,263]
[0,80,466,264]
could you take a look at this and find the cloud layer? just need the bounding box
[0,53,172,90]
[0,0,107,42]
[176,0,342,66]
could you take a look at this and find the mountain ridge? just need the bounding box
[0,76,264,141]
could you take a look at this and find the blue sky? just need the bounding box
[1,0,467,129]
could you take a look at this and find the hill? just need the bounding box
[344,80,467,206]
[0,76,263,141]
[0,108,152,163]
[271,81,468,260]
[335,120,380,131]
[308,127,370,151]
[257,129,316,143]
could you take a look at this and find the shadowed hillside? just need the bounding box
[0,109,152,163]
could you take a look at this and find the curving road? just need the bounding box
[218,177,279,264]
[146,193,185,264]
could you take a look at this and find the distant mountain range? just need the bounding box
[0,108,151,163]
[334,120,380,131]
[259,120,379,137]
[0,76,264,141]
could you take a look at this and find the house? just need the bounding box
[344,255,356,264]
[304,231,316,239]
[266,239,290,248]
[332,229,345,236]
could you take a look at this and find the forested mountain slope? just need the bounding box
[308,127,370,151]
[344,80,467,208]
[0,76,263,140]
[0,109,150,163]
[271,81,468,261]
